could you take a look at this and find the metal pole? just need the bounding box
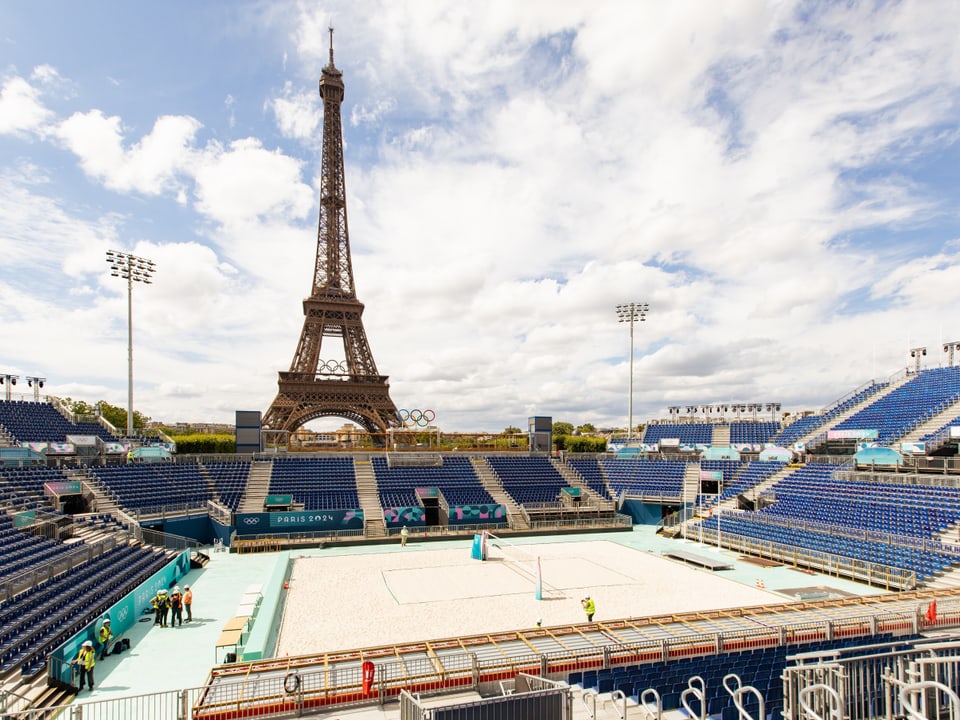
[127,266,134,438]
[106,250,155,440]
[616,302,648,444]
[628,316,635,442]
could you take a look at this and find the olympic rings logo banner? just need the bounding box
[397,409,436,427]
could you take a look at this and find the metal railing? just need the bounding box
[697,525,916,590]
[782,635,960,720]
[0,535,122,602]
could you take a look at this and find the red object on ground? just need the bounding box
[362,660,375,695]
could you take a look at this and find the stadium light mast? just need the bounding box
[0,373,18,402]
[616,302,649,442]
[909,346,927,374]
[765,403,781,423]
[106,250,156,438]
[25,376,46,403]
[944,342,960,368]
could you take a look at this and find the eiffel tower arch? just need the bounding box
[263,30,400,439]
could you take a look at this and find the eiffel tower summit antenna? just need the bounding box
[263,30,400,442]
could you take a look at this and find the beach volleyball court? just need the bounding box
[275,538,779,657]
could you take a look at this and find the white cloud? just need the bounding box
[0,72,54,135]
[55,111,202,195]
[269,81,321,139]
[192,137,314,227]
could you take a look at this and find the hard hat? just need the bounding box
[158,588,168,595]
[83,640,93,647]
[184,585,190,589]
[102,618,110,624]
[174,586,181,593]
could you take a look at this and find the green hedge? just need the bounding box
[555,436,607,453]
[169,433,236,454]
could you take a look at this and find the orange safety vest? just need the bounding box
[184,589,193,604]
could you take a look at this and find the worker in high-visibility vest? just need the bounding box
[97,618,113,660]
[72,640,96,691]
[581,596,596,622]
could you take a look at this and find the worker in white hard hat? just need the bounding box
[72,640,96,691]
[97,618,113,660]
[151,588,171,627]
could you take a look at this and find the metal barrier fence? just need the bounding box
[782,635,960,720]
[698,525,916,590]
[398,675,572,720]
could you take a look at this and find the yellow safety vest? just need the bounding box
[77,647,95,670]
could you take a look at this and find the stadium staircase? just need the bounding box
[711,424,731,446]
[62,467,121,517]
[470,457,529,530]
[238,460,272,514]
[679,463,796,538]
[682,464,699,506]
[353,459,386,538]
[803,372,916,451]
[899,396,960,446]
[923,563,960,590]
[550,458,610,506]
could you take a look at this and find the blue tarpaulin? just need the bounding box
[853,446,903,466]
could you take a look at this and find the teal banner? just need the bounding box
[383,506,425,526]
[233,510,364,535]
[13,511,35,528]
[44,481,83,496]
[264,494,292,506]
[449,504,506,525]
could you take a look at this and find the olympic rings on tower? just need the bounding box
[397,409,436,427]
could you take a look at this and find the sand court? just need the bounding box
[275,538,782,658]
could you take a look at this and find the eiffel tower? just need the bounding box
[263,30,399,438]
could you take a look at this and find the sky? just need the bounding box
[1,1,960,433]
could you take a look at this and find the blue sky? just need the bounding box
[1,1,959,432]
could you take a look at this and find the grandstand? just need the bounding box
[1,365,960,718]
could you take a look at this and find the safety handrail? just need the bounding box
[797,683,842,720]
[637,688,661,720]
[899,681,960,720]
[581,689,597,720]
[680,675,707,720]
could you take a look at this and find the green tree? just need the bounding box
[62,398,97,416]
[503,426,522,434]
[552,421,574,437]
[95,401,150,432]
[577,423,597,434]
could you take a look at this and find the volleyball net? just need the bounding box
[480,531,568,601]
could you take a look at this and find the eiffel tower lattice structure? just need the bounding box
[263,30,400,439]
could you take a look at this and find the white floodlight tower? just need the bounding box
[615,302,649,442]
[910,346,927,374]
[0,374,18,402]
[106,250,156,438]
[25,376,46,403]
